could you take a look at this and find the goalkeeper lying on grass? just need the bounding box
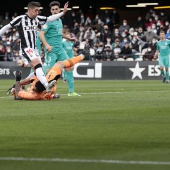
[7,47,89,100]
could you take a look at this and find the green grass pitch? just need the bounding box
[0,79,170,170]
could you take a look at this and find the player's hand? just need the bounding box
[70,37,76,42]
[46,44,53,52]
[6,84,16,95]
[153,55,157,59]
[63,1,69,14]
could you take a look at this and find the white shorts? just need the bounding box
[22,47,42,64]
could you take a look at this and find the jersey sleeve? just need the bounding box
[10,16,22,27]
[37,15,47,25]
[41,22,51,33]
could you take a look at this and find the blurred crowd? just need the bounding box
[0,9,170,62]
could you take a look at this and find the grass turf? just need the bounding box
[0,80,170,170]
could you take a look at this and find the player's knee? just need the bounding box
[31,58,41,67]
[34,63,42,70]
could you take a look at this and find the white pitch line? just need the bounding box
[0,96,12,99]
[62,92,122,95]
[0,157,170,165]
[0,90,169,99]
[0,92,121,99]
[67,90,170,95]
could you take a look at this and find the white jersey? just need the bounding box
[10,14,47,50]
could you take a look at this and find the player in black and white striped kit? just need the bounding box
[0,1,69,92]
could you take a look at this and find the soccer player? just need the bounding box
[10,47,89,100]
[12,70,58,100]
[39,1,80,96]
[62,31,81,96]
[0,1,69,92]
[154,31,170,83]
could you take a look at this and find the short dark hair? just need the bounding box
[49,1,60,8]
[160,30,165,34]
[35,81,46,92]
[28,1,41,8]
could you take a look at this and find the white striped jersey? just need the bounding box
[10,14,47,50]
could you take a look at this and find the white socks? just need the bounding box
[35,68,48,87]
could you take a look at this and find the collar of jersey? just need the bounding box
[26,13,34,20]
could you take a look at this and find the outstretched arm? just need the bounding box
[46,2,69,22]
[0,24,12,36]
[62,33,75,42]
[19,78,32,86]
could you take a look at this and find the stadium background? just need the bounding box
[0,0,170,79]
[0,1,170,170]
[0,0,170,23]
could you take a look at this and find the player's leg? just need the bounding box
[160,66,165,83]
[58,48,81,96]
[18,50,36,81]
[65,67,81,96]
[159,56,166,83]
[164,57,169,83]
[56,49,89,96]
[165,68,169,83]
[23,48,55,92]
[65,69,80,96]
[65,69,81,96]
[61,45,89,69]
[62,69,67,83]
[34,63,62,93]
[46,51,88,82]
[33,52,61,93]
[34,48,90,93]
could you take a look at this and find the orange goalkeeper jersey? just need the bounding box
[18,66,60,100]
